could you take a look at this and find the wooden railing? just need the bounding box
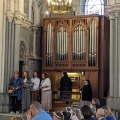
[52,91,80,103]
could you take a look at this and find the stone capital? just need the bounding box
[106,11,115,20]
[21,19,32,30]
[114,10,119,18]
[14,12,26,25]
[31,25,39,33]
[6,11,14,23]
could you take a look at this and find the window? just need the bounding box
[85,0,104,15]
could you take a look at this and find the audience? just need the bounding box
[81,105,97,120]
[91,97,101,110]
[11,116,24,120]
[53,112,63,120]
[102,106,116,120]
[26,101,52,120]
[53,111,70,120]
[96,108,107,120]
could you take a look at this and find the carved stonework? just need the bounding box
[20,48,24,58]
[6,11,14,23]
[106,11,115,20]
[31,25,39,33]
[14,12,26,24]
[21,19,32,30]
[19,42,25,58]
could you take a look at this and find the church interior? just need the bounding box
[0,0,120,119]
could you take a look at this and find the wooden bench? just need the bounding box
[52,91,80,95]
[52,91,80,103]
[53,99,80,102]
[52,91,80,111]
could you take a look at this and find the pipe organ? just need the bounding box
[56,26,68,61]
[43,15,110,98]
[46,23,53,66]
[73,25,86,60]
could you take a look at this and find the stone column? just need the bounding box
[107,13,115,108]
[113,11,118,98]
[7,14,13,81]
[31,25,38,56]
[0,0,6,93]
[109,15,114,98]
[10,20,15,77]
[113,11,120,110]
[117,10,120,111]
[14,18,21,71]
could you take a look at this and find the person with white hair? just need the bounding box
[96,108,107,120]
[26,101,52,120]
[11,116,24,120]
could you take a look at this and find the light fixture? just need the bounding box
[47,0,72,14]
[81,71,85,76]
[46,11,49,17]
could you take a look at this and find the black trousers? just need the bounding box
[11,96,21,112]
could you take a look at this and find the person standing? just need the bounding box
[9,70,22,114]
[80,79,93,108]
[26,101,52,120]
[31,71,40,101]
[40,73,52,111]
[22,71,33,113]
[60,72,72,100]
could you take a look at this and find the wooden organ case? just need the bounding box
[42,15,110,99]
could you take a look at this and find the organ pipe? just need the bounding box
[88,20,97,66]
[73,25,86,60]
[56,26,68,60]
[46,23,53,66]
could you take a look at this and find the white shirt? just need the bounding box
[23,78,27,82]
[41,78,51,91]
[31,77,40,91]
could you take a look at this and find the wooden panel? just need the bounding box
[98,16,110,98]
[85,71,98,97]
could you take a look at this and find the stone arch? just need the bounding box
[31,2,38,25]
[79,0,106,15]
[20,37,29,71]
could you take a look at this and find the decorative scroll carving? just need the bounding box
[72,18,88,26]
[56,64,68,67]
[72,64,86,67]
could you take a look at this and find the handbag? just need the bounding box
[8,89,14,94]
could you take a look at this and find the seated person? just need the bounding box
[26,101,52,120]
[11,116,24,120]
[96,108,107,120]
[102,106,116,120]
[53,111,70,120]
[92,97,101,110]
[81,105,97,120]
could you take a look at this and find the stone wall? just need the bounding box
[28,59,42,78]
[24,0,29,19]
